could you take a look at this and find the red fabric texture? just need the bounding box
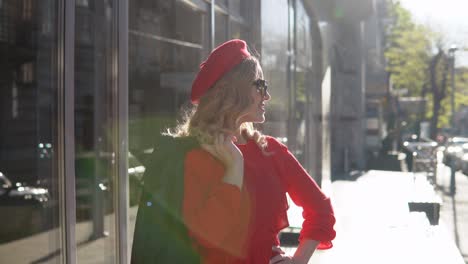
[182,136,336,263]
[191,39,251,103]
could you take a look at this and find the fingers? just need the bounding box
[270,254,283,263]
[218,133,235,146]
[272,246,285,255]
[269,254,293,264]
[200,133,242,167]
[203,134,226,156]
[214,133,235,152]
[231,135,238,143]
[214,134,227,157]
[200,144,216,156]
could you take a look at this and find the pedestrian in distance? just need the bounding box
[131,39,336,264]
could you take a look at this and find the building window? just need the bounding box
[77,0,89,7]
[215,11,228,45]
[20,63,34,84]
[22,0,32,20]
[11,81,18,119]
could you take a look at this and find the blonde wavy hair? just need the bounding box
[167,56,268,149]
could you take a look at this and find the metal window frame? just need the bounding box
[178,0,208,12]
[128,30,203,50]
[58,0,76,263]
[114,0,129,263]
[210,0,215,49]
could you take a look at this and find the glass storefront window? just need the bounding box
[128,0,209,252]
[217,0,228,9]
[261,0,289,137]
[129,0,207,151]
[292,0,312,164]
[0,0,293,262]
[229,0,251,49]
[230,0,241,17]
[230,21,248,40]
[74,1,117,262]
[215,11,228,45]
[0,0,62,263]
[129,1,207,44]
[296,0,312,70]
[233,0,251,21]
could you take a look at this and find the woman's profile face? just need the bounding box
[239,66,271,124]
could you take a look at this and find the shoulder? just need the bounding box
[148,135,200,158]
[185,148,218,166]
[157,135,199,150]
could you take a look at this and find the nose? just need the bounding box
[263,90,271,101]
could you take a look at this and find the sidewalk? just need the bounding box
[282,170,465,264]
[436,164,468,263]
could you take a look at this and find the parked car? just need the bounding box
[459,144,468,175]
[443,137,468,170]
[402,139,438,183]
[0,171,51,243]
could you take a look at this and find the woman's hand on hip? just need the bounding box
[270,248,307,264]
[269,254,301,264]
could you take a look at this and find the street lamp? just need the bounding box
[448,44,458,195]
[448,44,458,130]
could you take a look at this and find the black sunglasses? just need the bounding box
[253,79,268,97]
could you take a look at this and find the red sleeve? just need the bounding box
[182,149,249,257]
[267,137,336,250]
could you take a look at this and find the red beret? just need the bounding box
[191,39,251,103]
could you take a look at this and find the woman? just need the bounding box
[131,39,336,264]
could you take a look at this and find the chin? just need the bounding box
[253,115,266,123]
[242,113,266,124]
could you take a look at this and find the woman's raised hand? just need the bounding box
[201,134,244,189]
[201,134,243,168]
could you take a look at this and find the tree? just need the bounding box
[428,47,450,139]
[438,67,468,130]
[384,0,432,140]
[383,1,468,139]
[385,1,432,97]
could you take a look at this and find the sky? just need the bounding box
[400,0,468,66]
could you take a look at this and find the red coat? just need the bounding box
[183,136,336,263]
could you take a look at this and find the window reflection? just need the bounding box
[291,0,312,164]
[217,0,228,8]
[74,0,116,262]
[129,0,207,152]
[230,0,242,16]
[261,0,289,139]
[0,0,61,263]
[261,0,315,169]
[128,0,210,250]
[215,11,228,45]
[230,21,249,41]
